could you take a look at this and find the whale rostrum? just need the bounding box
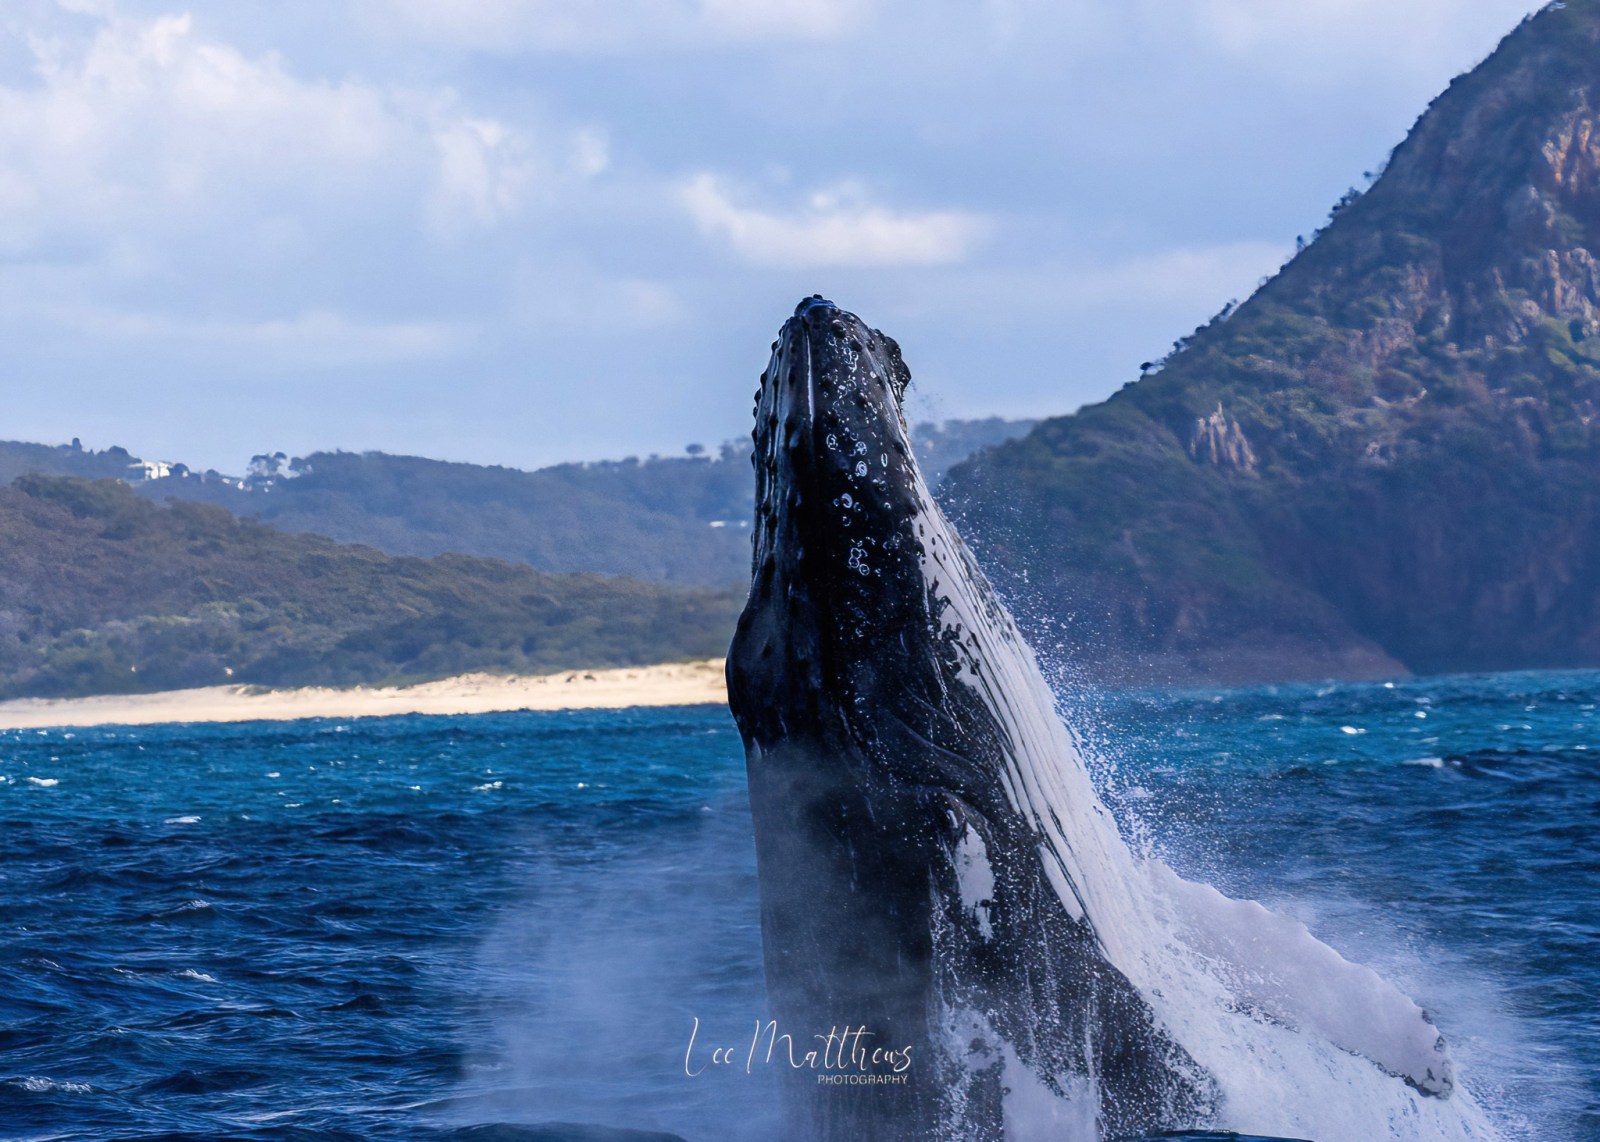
[726,298,1494,1142]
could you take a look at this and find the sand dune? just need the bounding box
[0,660,729,730]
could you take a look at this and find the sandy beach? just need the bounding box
[0,659,729,731]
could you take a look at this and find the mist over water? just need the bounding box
[0,674,1594,1139]
[459,784,781,1141]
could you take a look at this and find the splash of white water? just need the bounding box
[907,468,1501,1142]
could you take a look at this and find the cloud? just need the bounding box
[1176,0,1541,80]
[842,241,1291,343]
[681,174,986,268]
[508,265,691,333]
[698,0,861,40]
[0,10,599,261]
[2,13,387,251]
[30,303,473,369]
[369,0,867,53]
[0,5,623,386]
[905,0,1540,91]
[1064,241,1290,307]
[428,115,534,233]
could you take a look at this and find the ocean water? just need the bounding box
[0,671,1595,1141]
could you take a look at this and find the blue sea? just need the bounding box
[1,670,1596,1141]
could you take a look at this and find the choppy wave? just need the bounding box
[0,675,1595,1138]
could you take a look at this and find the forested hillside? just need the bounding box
[0,477,738,699]
[3,418,1032,587]
[948,0,1600,682]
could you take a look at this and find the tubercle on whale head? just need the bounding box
[729,296,933,753]
[748,295,913,512]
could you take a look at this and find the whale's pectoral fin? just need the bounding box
[1148,862,1455,1097]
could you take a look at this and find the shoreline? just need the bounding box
[0,660,729,731]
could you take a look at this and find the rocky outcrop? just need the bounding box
[1188,405,1259,474]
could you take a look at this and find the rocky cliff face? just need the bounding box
[948,0,1600,683]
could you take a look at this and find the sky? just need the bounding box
[0,0,1544,474]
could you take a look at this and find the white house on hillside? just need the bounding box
[126,460,173,481]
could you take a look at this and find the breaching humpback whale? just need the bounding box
[726,298,1502,1142]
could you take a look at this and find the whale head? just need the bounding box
[732,295,960,783]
